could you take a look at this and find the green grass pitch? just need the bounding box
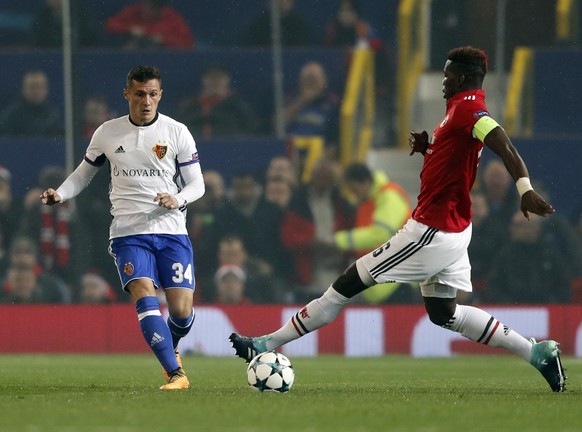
[0,354,579,432]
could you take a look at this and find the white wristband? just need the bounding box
[516,177,533,197]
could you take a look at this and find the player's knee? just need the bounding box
[332,263,367,298]
[423,295,456,327]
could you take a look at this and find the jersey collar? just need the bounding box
[447,89,486,108]
[128,112,159,127]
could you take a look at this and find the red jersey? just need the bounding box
[412,89,489,232]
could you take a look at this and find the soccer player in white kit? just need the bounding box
[41,66,204,390]
[230,47,566,392]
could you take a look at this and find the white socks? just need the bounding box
[265,287,350,351]
[262,291,533,362]
[446,304,533,361]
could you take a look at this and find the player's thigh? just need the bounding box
[109,235,159,291]
[420,249,472,294]
[356,219,450,285]
[156,234,195,290]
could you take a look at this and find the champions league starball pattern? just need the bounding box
[246,351,295,393]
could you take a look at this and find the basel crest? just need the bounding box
[152,143,168,160]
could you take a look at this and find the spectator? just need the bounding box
[266,156,298,189]
[202,170,227,212]
[30,0,101,48]
[281,158,353,302]
[211,235,279,304]
[240,0,313,47]
[177,64,260,138]
[209,171,290,299]
[484,211,574,304]
[337,162,414,304]
[186,170,227,294]
[78,272,117,304]
[0,166,22,256]
[323,0,391,127]
[105,0,194,49]
[214,264,250,304]
[467,190,507,302]
[18,165,89,288]
[83,95,114,139]
[324,0,383,51]
[0,231,7,278]
[481,159,518,230]
[0,70,63,137]
[0,235,70,303]
[264,174,293,210]
[533,181,582,280]
[284,61,340,160]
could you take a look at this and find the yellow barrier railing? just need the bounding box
[340,48,375,167]
[288,135,324,183]
[556,0,579,41]
[504,47,534,136]
[397,0,427,149]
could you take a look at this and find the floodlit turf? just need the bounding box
[0,354,579,432]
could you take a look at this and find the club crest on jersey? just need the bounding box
[152,143,168,160]
[123,262,134,276]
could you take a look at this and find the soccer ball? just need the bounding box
[246,351,295,393]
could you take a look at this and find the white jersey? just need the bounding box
[85,113,200,239]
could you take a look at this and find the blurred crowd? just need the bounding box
[1,155,581,306]
[1,0,578,305]
[0,0,391,140]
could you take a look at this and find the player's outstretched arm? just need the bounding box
[484,126,555,219]
[40,188,62,206]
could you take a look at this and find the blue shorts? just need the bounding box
[109,234,195,292]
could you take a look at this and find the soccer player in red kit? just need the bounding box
[230,46,566,392]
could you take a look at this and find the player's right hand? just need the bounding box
[40,188,62,206]
[409,130,429,156]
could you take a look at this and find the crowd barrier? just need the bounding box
[2,304,582,357]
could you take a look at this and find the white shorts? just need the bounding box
[355,219,472,298]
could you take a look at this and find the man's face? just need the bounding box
[0,179,11,209]
[346,179,371,203]
[442,60,462,99]
[84,99,109,126]
[23,72,49,105]
[202,70,230,98]
[219,240,246,266]
[8,255,37,301]
[217,273,244,304]
[231,176,259,206]
[124,79,162,125]
[300,64,326,95]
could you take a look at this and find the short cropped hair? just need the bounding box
[448,46,488,78]
[344,162,373,183]
[126,66,161,88]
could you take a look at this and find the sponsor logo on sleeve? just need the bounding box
[473,110,490,119]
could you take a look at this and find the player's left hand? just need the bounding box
[520,190,555,220]
[154,192,180,210]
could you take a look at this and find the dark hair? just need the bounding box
[340,0,362,14]
[126,66,161,88]
[232,169,258,183]
[344,162,372,183]
[447,46,488,78]
[202,63,231,77]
